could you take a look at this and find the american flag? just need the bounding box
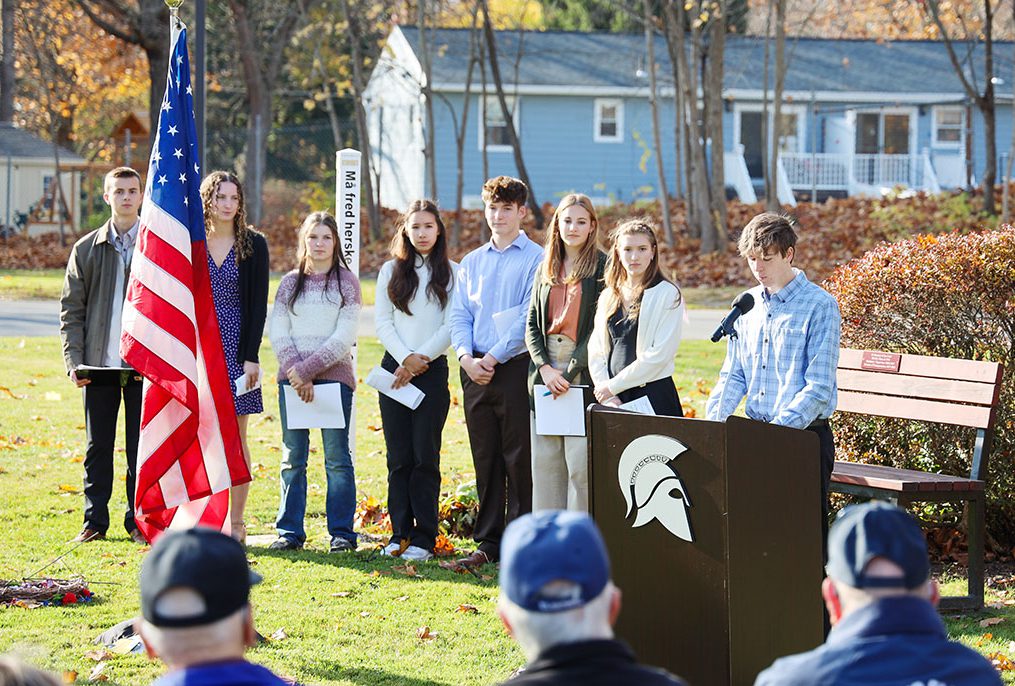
[120,20,249,543]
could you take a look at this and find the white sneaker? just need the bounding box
[401,545,433,561]
[380,542,401,556]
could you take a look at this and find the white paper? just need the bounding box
[492,305,524,340]
[282,384,346,430]
[534,384,587,437]
[619,396,656,415]
[234,373,261,397]
[365,366,425,410]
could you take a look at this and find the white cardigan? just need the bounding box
[588,279,684,395]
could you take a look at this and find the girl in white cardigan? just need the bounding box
[589,220,684,416]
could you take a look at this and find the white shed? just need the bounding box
[0,123,86,236]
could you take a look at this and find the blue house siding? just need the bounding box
[430,93,683,210]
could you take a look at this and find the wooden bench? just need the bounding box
[830,348,1005,611]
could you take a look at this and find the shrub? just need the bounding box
[824,226,1015,548]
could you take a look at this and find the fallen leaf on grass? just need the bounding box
[989,652,1015,670]
[29,415,44,421]
[395,595,409,602]
[58,484,82,494]
[269,628,288,641]
[416,626,438,641]
[88,663,108,682]
[393,564,417,577]
[330,591,353,598]
[83,649,112,662]
[13,599,41,609]
[480,574,494,581]
[360,611,371,618]
[68,455,84,463]
[433,534,456,557]
[456,604,479,614]
[366,424,383,432]
[44,392,62,401]
[62,671,77,684]
[980,617,1004,628]
[0,386,22,399]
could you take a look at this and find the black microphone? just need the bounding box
[710,292,755,342]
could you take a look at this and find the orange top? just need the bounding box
[546,279,582,341]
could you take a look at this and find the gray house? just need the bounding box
[365,26,1013,209]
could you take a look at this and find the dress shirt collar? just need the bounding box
[761,268,807,305]
[481,230,532,254]
[108,218,140,252]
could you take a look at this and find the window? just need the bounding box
[933,107,964,147]
[479,95,517,151]
[594,98,624,143]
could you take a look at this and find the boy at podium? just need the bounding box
[705,213,841,547]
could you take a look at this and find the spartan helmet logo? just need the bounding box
[617,434,694,542]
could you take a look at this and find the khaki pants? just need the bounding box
[531,335,589,512]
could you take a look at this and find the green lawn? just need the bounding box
[1,337,1010,684]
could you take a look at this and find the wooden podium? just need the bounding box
[587,407,824,686]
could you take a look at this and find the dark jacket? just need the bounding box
[236,231,269,365]
[754,596,1002,686]
[503,639,688,686]
[60,221,128,374]
[525,251,606,409]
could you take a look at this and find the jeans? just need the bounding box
[276,381,356,544]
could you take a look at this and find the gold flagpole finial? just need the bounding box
[165,0,184,19]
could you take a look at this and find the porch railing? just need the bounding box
[779,152,940,194]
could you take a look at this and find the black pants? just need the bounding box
[461,354,532,561]
[617,377,684,417]
[379,353,449,551]
[82,379,142,534]
[807,421,836,637]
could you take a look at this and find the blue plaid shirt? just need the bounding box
[706,270,840,429]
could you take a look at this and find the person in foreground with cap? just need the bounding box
[496,510,688,685]
[137,528,288,686]
[755,502,1000,686]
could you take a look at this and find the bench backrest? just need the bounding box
[836,348,1004,481]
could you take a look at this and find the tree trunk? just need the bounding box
[704,9,727,249]
[766,0,785,212]
[341,0,380,240]
[480,0,543,228]
[1003,19,1015,223]
[419,0,437,200]
[761,1,772,204]
[644,0,672,243]
[0,0,15,123]
[452,4,481,247]
[662,20,684,200]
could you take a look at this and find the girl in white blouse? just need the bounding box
[375,199,456,561]
[589,219,684,416]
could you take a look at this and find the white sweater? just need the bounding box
[374,257,456,363]
[588,279,684,395]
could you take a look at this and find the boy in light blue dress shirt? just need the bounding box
[707,212,841,549]
[449,176,544,569]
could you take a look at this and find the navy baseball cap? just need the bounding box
[500,511,611,613]
[826,502,931,589]
[140,528,262,628]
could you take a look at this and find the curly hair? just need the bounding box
[199,171,254,261]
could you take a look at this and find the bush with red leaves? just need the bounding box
[825,226,1015,549]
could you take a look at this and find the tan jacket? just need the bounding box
[59,221,130,374]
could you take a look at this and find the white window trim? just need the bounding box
[732,102,807,154]
[478,94,520,153]
[594,98,624,143]
[932,105,964,149]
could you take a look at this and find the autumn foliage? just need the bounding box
[825,226,1015,548]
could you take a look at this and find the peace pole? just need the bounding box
[337,149,362,457]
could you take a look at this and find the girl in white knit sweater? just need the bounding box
[268,211,361,553]
[589,220,684,416]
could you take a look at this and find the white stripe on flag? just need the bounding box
[158,457,189,509]
[140,203,193,261]
[194,339,231,492]
[168,495,210,531]
[121,304,199,387]
[136,393,188,469]
[130,250,197,323]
